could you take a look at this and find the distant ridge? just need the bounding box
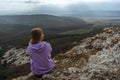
[0,14,86,26]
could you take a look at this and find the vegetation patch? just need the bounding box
[60,29,92,35]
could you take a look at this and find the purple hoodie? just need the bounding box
[26,41,55,75]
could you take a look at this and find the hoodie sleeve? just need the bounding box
[46,43,52,58]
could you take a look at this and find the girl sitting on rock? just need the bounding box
[27,28,55,78]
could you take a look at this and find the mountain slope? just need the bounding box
[1,27,120,80]
[0,14,93,49]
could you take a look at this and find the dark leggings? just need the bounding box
[35,74,44,78]
[34,70,53,78]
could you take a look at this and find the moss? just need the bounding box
[55,53,68,59]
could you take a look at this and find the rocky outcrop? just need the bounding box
[1,48,29,66]
[3,27,120,80]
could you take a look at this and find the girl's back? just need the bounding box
[27,28,55,76]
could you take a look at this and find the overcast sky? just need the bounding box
[0,0,120,15]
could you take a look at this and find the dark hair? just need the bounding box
[29,28,44,44]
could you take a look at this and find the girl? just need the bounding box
[27,28,55,78]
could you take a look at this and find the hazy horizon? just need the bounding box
[0,0,120,17]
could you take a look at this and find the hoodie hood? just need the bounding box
[27,41,47,54]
